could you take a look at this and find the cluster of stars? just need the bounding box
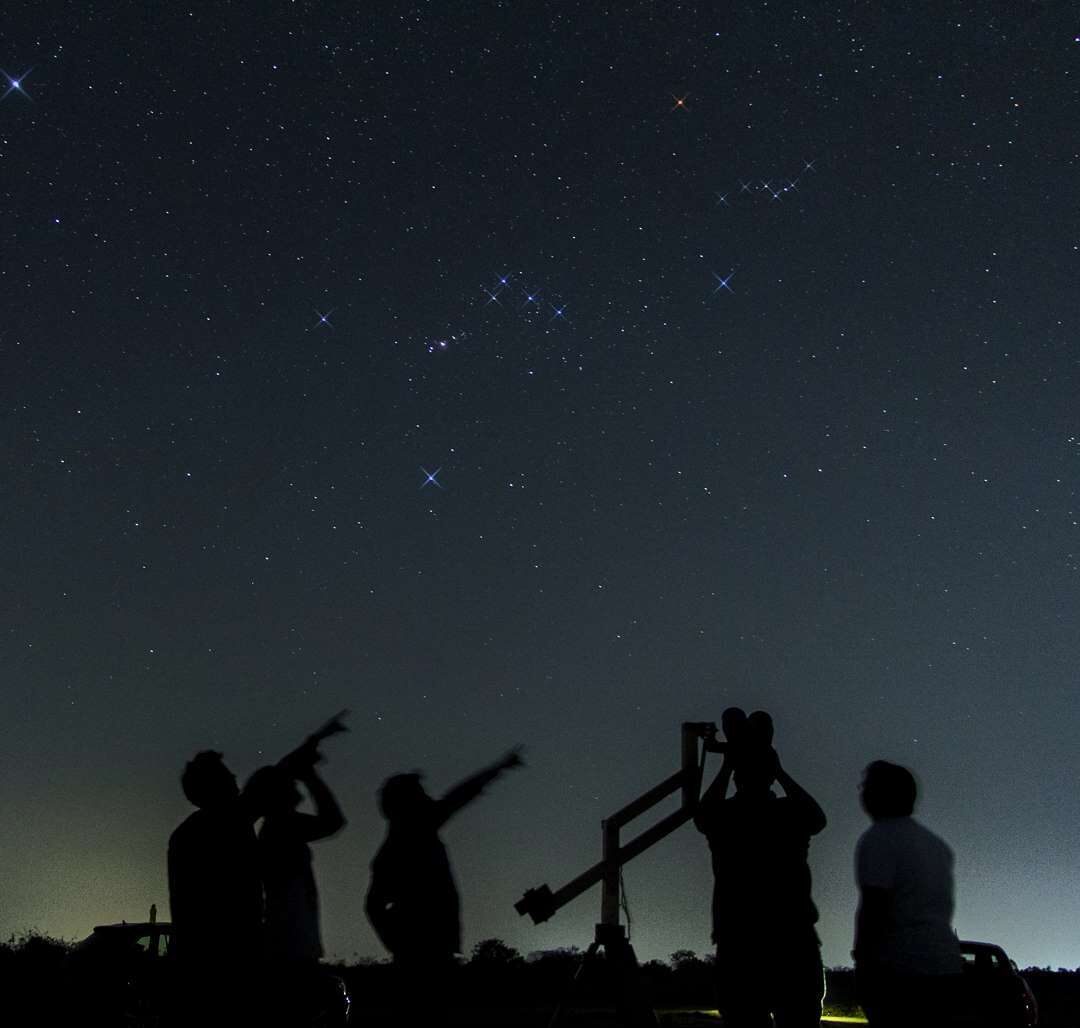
[713,160,817,208]
[425,330,467,354]
[480,271,570,329]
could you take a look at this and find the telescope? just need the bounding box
[514,710,771,1027]
[515,721,720,928]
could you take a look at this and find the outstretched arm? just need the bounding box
[775,756,827,834]
[298,767,347,841]
[279,710,350,775]
[436,747,523,826]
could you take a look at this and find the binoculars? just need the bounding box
[688,707,774,757]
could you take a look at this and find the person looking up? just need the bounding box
[854,760,963,1028]
[695,710,827,1028]
[366,747,523,990]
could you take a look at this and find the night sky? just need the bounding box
[4,2,1080,971]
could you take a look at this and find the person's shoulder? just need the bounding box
[909,817,954,853]
[775,794,817,824]
[855,819,891,852]
[371,844,400,880]
[169,809,203,843]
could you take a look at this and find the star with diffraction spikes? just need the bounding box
[419,467,444,489]
[712,271,735,295]
[1,68,32,101]
[481,272,513,306]
[312,308,335,330]
[671,93,689,112]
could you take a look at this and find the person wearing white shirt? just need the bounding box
[853,760,963,1027]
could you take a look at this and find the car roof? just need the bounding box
[92,922,172,933]
[959,940,1007,953]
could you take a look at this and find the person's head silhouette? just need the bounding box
[733,746,779,796]
[860,760,917,820]
[181,751,238,809]
[378,772,433,824]
[244,764,302,817]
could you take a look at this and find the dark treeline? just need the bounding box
[5,931,1079,1026]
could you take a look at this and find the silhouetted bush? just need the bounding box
[11,930,1073,1025]
[2,932,71,1025]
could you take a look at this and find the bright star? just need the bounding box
[712,271,735,294]
[482,287,502,305]
[313,308,335,329]
[549,304,567,322]
[671,94,689,111]
[739,180,753,193]
[803,159,816,173]
[1,68,32,101]
[715,192,730,207]
[420,467,444,489]
[522,288,540,308]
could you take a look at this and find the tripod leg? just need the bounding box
[545,941,600,1028]
[606,936,659,1028]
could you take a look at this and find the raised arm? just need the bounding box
[279,710,350,774]
[436,747,523,825]
[775,756,827,834]
[298,767,347,841]
[693,756,733,833]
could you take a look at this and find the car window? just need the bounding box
[156,933,170,958]
[134,935,154,953]
[962,949,995,971]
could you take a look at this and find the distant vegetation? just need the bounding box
[7,931,1080,1026]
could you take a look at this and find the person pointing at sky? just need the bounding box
[366,747,524,998]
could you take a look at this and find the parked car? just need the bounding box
[66,916,350,1026]
[66,920,175,1026]
[960,940,1038,1028]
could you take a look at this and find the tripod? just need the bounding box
[545,923,657,1028]
[518,722,722,1028]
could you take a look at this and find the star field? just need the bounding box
[2,1,1080,970]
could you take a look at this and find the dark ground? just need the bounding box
[4,934,1078,1026]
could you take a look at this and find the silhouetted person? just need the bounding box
[249,762,346,964]
[365,748,523,991]
[854,760,962,1027]
[167,712,348,1024]
[167,750,265,1024]
[694,710,827,1028]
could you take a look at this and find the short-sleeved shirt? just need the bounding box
[855,816,962,975]
[259,813,325,963]
[698,791,822,945]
